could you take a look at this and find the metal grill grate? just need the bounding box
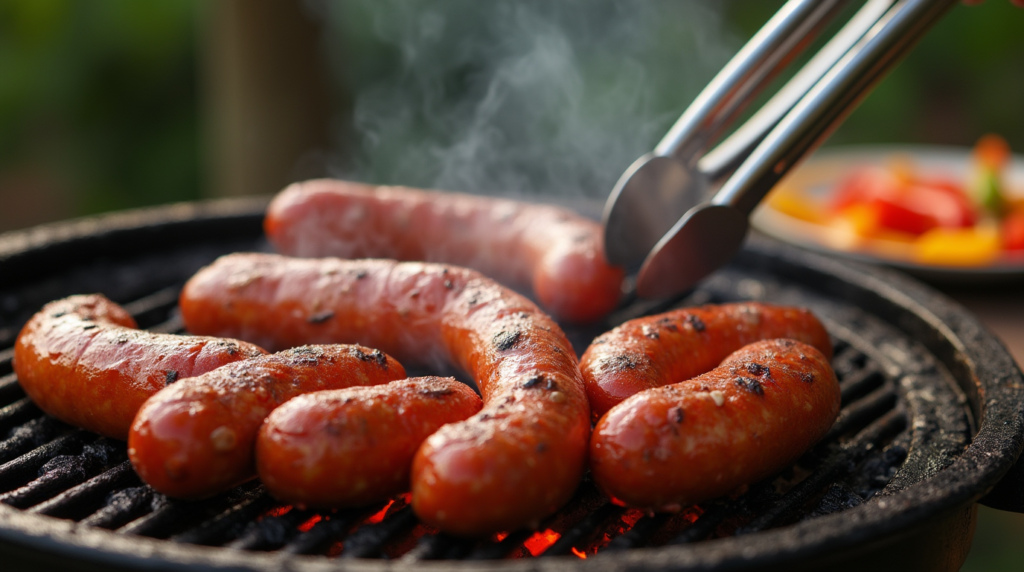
[0,265,972,563]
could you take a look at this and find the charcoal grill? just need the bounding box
[0,198,1021,572]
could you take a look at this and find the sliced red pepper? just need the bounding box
[868,198,938,235]
[831,167,975,236]
[1003,210,1024,251]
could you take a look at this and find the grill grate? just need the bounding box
[0,265,971,563]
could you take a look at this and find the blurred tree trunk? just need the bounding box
[204,0,333,197]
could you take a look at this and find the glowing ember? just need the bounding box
[682,505,704,523]
[262,505,293,519]
[523,529,561,557]
[297,515,322,532]
[571,547,588,559]
[366,500,395,524]
[620,508,645,528]
[494,531,509,542]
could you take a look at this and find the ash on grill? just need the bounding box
[0,267,962,562]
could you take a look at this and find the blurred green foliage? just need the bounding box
[0,0,200,229]
[717,1,1024,150]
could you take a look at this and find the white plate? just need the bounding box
[751,145,1024,284]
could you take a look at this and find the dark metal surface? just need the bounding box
[0,198,1020,571]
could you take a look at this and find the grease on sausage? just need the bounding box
[13,294,267,439]
[589,339,840,510]
[264,179,625,324]
[257,377,482,508]
[128,344,406,498]
[580,303,832,420]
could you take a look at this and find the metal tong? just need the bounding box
[603,0,959,298]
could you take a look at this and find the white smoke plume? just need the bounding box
[314,0,740,200]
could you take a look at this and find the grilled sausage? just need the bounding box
[256,377,483,508]
[264,179,625,324]
[580,303,832,420]
[128,344,406,498]
[590,339,840,510]
[179,253,591,536]
[13,294,266,439]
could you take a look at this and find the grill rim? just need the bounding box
[0,198,1021,571]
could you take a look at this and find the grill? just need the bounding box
[0,198,1021,571]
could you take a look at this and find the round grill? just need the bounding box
[0,198,1020,571]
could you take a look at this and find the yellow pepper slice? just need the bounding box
[913,225,1001,267]
[766,185,826,224]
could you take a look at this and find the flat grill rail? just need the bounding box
[0,276,953,564]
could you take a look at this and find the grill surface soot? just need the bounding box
[0,198,1020,572]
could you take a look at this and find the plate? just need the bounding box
[750,145,1024,284]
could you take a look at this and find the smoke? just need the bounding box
[316,0,739,199]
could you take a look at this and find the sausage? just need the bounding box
[580,303,832,420]
[256,377,483,508]
[264,179,625,324]
[179,253,591,536]
[128,344,406,498]
[590,339,840,510]
[13,294,267,439]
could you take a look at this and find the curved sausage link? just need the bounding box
[257,377,482,509]
[13,294,267,439]
[590,339,840,510]
[264,179,625,324]
[179,253,591,536]
[580,303,832,420]
[128,344,406,498]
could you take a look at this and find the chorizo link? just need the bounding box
[590,339,840,510]
[264,179,625,324]
[128,344,406,498]
[179,253,591,536]
[580,303,832,420]
[256,377,482,508]
[13,294,266,439]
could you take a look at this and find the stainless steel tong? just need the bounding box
[603,0,958,298]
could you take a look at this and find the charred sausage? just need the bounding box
[590,339,840,510]
[13,294,266,439]
[580,303,832,420]
[264,179,625,324]
[128,344,406,498]
[179,253,591,536]
[256,377,483,508]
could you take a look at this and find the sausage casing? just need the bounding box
[179,253,591,536]
[264,179,625,323]
[580,303,832,420]
[13,294,266,439]
[590,339,840,510]
[256,377,482,508]
[128,344,406,498]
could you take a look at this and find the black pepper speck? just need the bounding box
[686,314,706,332]
[746,363,770,378]
[523,376,543,389]
[669,407,684,424]
[307,311,334,324]
[493,330,521,351]
[734,376,764,396]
